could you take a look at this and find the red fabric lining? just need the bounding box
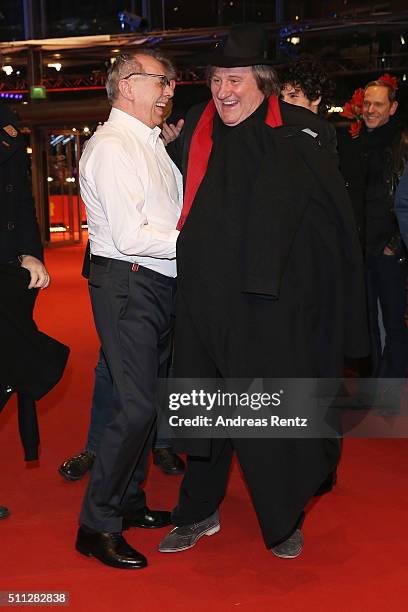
[177,96,282,230]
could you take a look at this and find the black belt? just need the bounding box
[90,254,176,285]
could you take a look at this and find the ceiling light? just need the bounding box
[48,62,62,71]
[2,65,13,76]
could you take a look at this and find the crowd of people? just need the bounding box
[1,22,407,570]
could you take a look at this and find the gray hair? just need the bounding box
[106,49,176,105]
[206,64,280,97]
[251,64,280,97]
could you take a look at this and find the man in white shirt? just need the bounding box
[76,50,182,570]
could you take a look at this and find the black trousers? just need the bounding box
[79,258,176,533]
[171,296,325,549]
[366,253,408,379]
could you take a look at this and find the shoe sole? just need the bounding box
[123,520,172,531]
[271,548,302,559]
[76,544,147,569]
[153,460,185,475]
[159,523,221,553]
[158,468,185,475]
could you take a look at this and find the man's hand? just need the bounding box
[383,246,395,256]
[160,119,185,146]
[20,255,50,289]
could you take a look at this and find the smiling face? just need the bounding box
[209,66,265,126]
[118,54,174,128]
[281,83,321,114]
[363,85,398,130]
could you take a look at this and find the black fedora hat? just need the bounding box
[195,23,275,67]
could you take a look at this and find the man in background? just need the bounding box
[339,79,408,411]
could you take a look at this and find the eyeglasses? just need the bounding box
[122,72,171,88]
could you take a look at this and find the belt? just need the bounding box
[90,255,176,285]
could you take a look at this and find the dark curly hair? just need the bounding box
[279,56,335,115]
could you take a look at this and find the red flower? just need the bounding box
[378,73,398,90]
[340,101,355,120]
[351,88,364,108]
[349,119,362,139]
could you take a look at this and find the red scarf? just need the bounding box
[177,96,282,230]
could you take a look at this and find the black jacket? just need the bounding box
[338,118,408,256]
[0,104,43,264]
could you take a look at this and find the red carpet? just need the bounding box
[1,244,408,611]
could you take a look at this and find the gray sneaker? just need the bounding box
[271,530,303,559]
[158,511,220,553]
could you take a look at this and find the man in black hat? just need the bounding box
[159,23,369,559]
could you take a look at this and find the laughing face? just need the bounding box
[122,54,174,128]
[209,66,265,126]
[363,85,398,131]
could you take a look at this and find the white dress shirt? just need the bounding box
[80,107,182,277]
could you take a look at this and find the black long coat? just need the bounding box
[0,105,43,265]
[172,100,369,451]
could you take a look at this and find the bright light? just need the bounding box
[47,177,54,182]
[2,65,13,76]
[72,128,77,132]
[328,106,343,113]
[53,53,61,58]
[295,15,299,20]
[83,126,90,133]
[16,70,21,76]
[403,74,407,82]
[290,37,301,45]
[48,62,62,71]
[401,35,406,45]
[26,147,32,154]
[65,177,76,183]
[112,49,120,53]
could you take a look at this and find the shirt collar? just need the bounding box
[108,107,162,145]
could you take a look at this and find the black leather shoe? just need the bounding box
[58,451,95,481]
[0,506,10,520]
[123,506,172,530]
[153,448,185,475]
[76,528,147,569]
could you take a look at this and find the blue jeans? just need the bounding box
[85,348,171,455]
